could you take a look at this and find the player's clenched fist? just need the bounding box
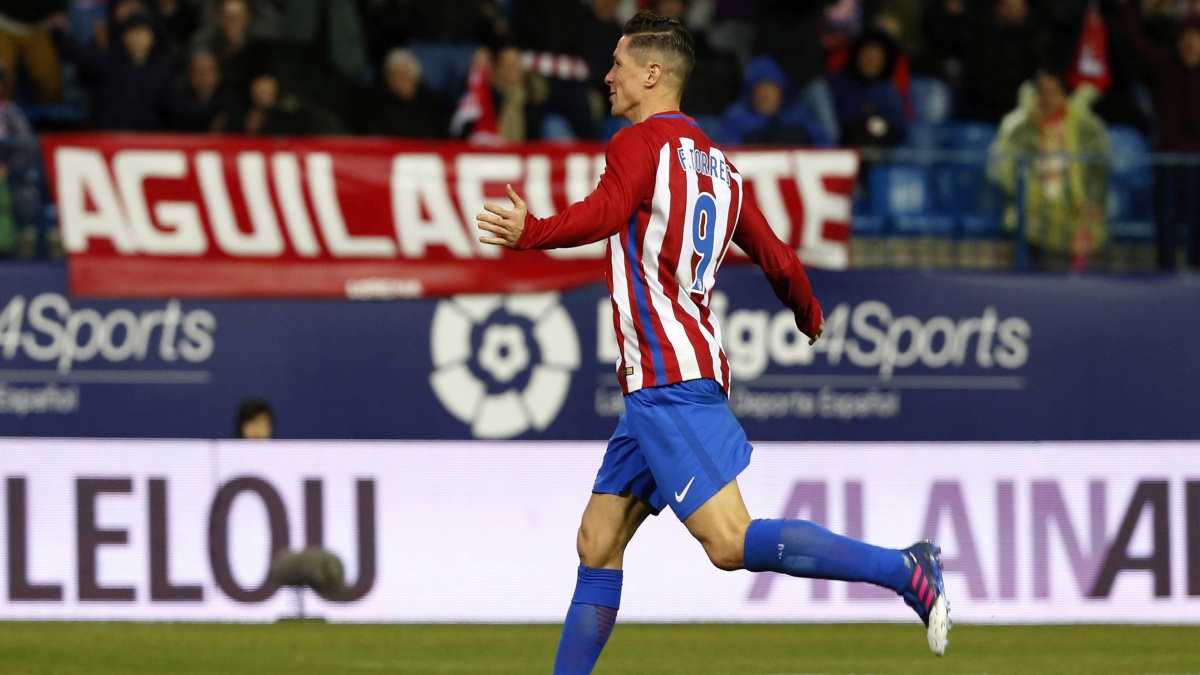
[477,184,528,249]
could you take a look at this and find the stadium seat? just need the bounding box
[1107,180,1156,241]
[868,163,956,236]
[909,77,954,126]
[1106,125,1152,183]
[852,188,889,236]
[940,122,998,157]
[1104,125,1155,241]
[931,163,1005,238]
[900,123,941,153]
[408,43,477,100]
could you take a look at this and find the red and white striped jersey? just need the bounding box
[517,111,821,394]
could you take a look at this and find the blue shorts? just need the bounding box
[593,378,753,520]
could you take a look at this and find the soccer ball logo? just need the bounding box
[429,293,580,439]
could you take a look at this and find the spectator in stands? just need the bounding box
[382,0,505,46]
[192,0,272,101]
[655,0,741,117]
[870,12,915,121]
[514,0,603,139]
[59,10,176,131]
[828,29,908,149]
[1118,0,1200,270]
[0,63,38,258]
[0,1,67,103]
[927,0,1048,123]
[235,398,274,439]
[459,43,547,143]
[172,49,236,132]
[368,48,452,138]
[228,71,321,135]
[989,70,1110,270]
[194,0,285,42]
[722,56,833,147]
[751,0,840,144]
[148,0,199,64]
[879,0,938,76]
[98,0,154,52]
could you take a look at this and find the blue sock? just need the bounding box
[553,565,622,675]
[743,519,910,592]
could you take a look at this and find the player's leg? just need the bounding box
[554,414,661,675]
[684,479,911,588]
[627,379,950,654]
[555,493,654,675]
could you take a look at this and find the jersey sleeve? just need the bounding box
[732,194,823,338]
[514,128,656,250]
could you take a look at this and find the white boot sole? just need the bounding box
[927,595,950,656]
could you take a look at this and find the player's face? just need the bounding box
[605,37,643,120]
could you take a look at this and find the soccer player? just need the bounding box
[476,11,950,674]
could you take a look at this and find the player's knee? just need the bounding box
[576,523,620,568]
[703,539,745,572]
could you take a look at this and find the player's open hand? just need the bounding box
[477,184,527,249]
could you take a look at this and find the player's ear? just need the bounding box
[645,62,663,88]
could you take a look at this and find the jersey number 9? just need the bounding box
[688,192,718,295]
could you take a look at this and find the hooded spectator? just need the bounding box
[722,57,833,147]
[828,29,908,148]
[61,10,175,131]
[988,71,1110,270]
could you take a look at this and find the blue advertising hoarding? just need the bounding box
[0,262,1197,440]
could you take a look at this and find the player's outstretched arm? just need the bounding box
[476,184,527,249]
[733,197,824,344]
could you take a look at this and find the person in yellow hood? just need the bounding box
[988,69,1111,270]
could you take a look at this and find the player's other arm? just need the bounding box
[476,129,654,250]
[733,197,824,344]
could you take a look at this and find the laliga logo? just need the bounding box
[429,293,580,439]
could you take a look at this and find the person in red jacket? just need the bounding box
[1118,0,1200,270]
[476,11,950,675]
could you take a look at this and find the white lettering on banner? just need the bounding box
[198,152,284,256]
[0,383,80,416]
[53,143,853,271]
[792,152,857,269]
[596,295,1031,381]
[0,294,216,373]
[114,150,208,255]
[0,440,1197,622]
[56,147,135,254]
[270,153,321,257]
[392,154,474,258]
[344,278,424,300]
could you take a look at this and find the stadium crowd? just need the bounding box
[0,0,1198,269]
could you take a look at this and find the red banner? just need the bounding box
[42,134,857,299]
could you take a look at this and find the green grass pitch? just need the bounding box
[1,622,1197,674]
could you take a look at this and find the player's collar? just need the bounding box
[645,111,699,127]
